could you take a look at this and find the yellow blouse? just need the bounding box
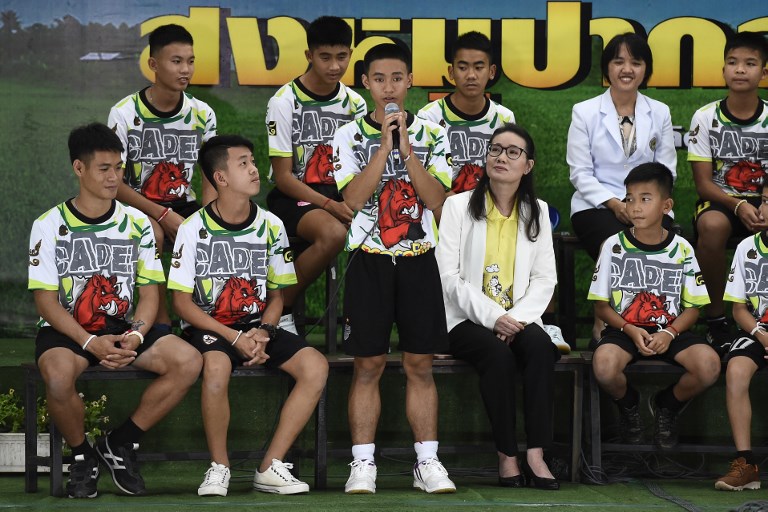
[482,192,518,310]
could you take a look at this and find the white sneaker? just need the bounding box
[413,457,456,493]
[253,459,309,494]
[345,459,377,494]
[278,314,298,335]
[543,324,571,354]
[198,462,230,496]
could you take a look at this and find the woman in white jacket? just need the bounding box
[436,124,560,490]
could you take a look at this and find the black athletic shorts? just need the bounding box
[692,196,760,244]
[724,330,768,370]
[266,184,341,236]
[342,249,449,357]
[594,325,709,365]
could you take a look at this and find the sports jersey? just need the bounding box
[108,88,217,205]
[724,231,768,323]
[687,99,768,197]
[588,230,709,326]
[28,200,164,331]
[333,113,452,257]
[266,79,367,185]
[167,202,297,329]
[417,96,514,193]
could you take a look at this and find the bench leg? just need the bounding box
[314,385,328,490]
[49,422,63,497]
[324,261,338,354]
[588,368,602,476]
[24,369,38,493]
[570,367,583,483]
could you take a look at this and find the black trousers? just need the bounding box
[448,320,559,456]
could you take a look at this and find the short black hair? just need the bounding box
[451,31,493,62]
[149,24,194,56]
[624,162,674,198]
[199,135,254,190]
[363,42,411,74]
[601,33,653,86]
[68,123,123,164]
[307,16,352,50]
[725,31,768,67]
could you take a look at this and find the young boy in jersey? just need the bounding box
[28,123,202,498]
[417,31,514,194]
[332,42,455,495]
[588,162,720,448]
[714,179,768,491]
[108,23,217,329]
[265,16,367,333]
[689,31,768,351]
[168,135,329,497]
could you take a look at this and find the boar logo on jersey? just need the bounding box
[378,179,425,248]
[622,291,675,327]
[303,144,335,185]
[213,276,266,324]
[451,163,483,193]
[141,161,190,202]
[73,274,129,331]
[724,160,765,193]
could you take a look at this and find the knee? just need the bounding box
[170,344,203,382]
[695,216,729,249]
[39,364,78,399]
[697,353,722,386]
[403,357,434,383]
[726,363,752,392]
[202,366,230,396]
[353,358,386,385]
[297,350,329,390]
[317,222,347,252]
[591,351,624,385]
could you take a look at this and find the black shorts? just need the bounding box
[183,323,309,371]
[595,325,709,365]
[724,330,768,370]
[342,249,449,357]
[692,196,760,243]
[266,184,341,236]
[35,324,167,366]
[572,209,674,261]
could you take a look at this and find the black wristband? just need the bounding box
[259,323,278,342]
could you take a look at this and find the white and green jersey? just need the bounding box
[588,230,709,327]
[108,88,217,205]
[417,96,514,193]
[333,113,452,256]
[28,200,164,332]
[266,79,366,185]
[687,99,768,197]
[167,202,297,328]
[725,232,768,323]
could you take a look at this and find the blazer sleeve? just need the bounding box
[567,105,616,208]
[436,196,507,330]
[507,202,557,323]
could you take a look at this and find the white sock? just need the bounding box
[352,443,375,462]
[414,440,439,462]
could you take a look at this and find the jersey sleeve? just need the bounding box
[167,217,199,293]
[135,216,165,286]
[266,91,293,158]
[332,121,363,191]
[686,105,713,162]
[27,214,59,291]
[679,241,710,308]
[107,104,129,164]
[587,239,613,302]
[266,218,298,290]
[423,123,452,191]
[349,89,368,120]
[724,242,748,304]
[202,105,217,142]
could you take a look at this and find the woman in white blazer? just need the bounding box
[568,33,677,341]
[436,124,560,490]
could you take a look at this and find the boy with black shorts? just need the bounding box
[265,16,367,332]
[28,123,202,498]
[689,31,768,350]
[417,31,515,194]
[332,42,455,494]
[168,135,328,496]
[588,162,720,448]
[108,23,217,328]
[714,180,768,491]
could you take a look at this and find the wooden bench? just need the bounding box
[24,353,585,496]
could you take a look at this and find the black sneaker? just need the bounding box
[66,453,99,498]
[617,403,643,444]
[648,393,679,449]
[706,319,733,356]
[95,435,146,495]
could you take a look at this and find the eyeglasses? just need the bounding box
[487,143,528,160]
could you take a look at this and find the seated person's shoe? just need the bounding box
[66,453,100,498]
[345,459,377,494]
[523,466,560,490]
[253,459,309,494]
[198,462,230,496]
[715,458,761,491]
[95,435,145,495]
[617,403,643,444]
[498,473,526,488]
[413,457,456,494]
[648,393,680,449]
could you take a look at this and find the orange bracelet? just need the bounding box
[620,322,630,332]
[667,325,679,337]
[322,198,331,210]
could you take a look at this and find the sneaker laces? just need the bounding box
[419,457,448,475]
[725,458,751,477]
[349,459,375,476]
[269,459,301,483]
[202,463,228,486]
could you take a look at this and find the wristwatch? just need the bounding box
[259,323,278,342]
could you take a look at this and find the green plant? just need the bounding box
[0,388,108,440]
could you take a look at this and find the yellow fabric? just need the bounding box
[483,191,518,310]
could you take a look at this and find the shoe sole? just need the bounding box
[345,487,375,494]
[413,481,456,493]
[67,491,98,498]
[96,445,144,496]
[715,480,761,491]
[198,486,228,496]
[253,483,309,494]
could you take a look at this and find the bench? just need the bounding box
[24,352,585,496]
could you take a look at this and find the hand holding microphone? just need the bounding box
[384,102,402,162]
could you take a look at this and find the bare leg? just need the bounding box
[259,348,328,472]
[526,447,555,479]
[671,344,721,402]
[402,353,438,441]
[498,452,521,478]
[38,348,89,446]
[591,344,633,399]
[200,351,232,466]
[695,211,732,319]
[348,355,386,445]
[725,357,758,451]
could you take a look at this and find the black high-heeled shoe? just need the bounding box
[523,466,560,490]
[498,473,526,488]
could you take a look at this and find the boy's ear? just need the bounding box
[489,63,497,80]
[72,159,85,176]
[663,197,674,213]
[148,55,158,73]
[304,49,312,62]
[407,72,413,89]
[362,73,370,90]
[447,64,455,82]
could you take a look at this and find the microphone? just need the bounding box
[384,102,401,161]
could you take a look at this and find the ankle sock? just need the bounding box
[656,385,686,413]
[738,450,756,465]
[414,440,439,462]
[352,443,375,462]
[109,417,145,446]
[615,386,639,410]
